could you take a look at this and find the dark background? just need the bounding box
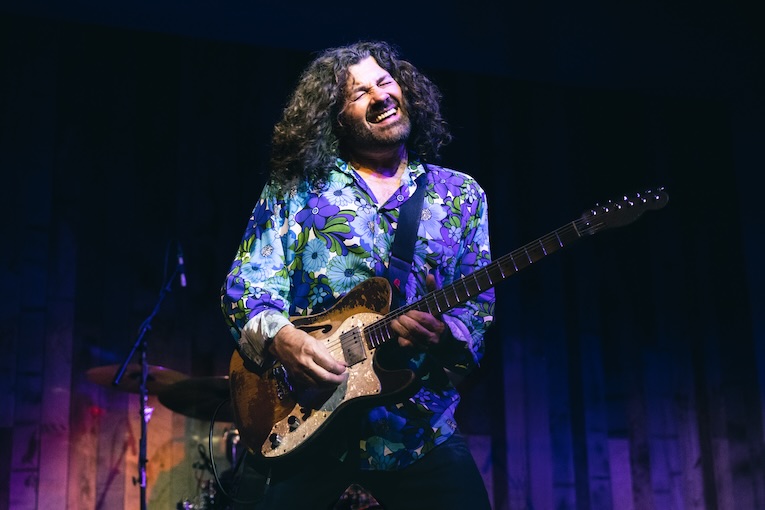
[1,1,763,509]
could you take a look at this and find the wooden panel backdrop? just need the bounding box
[1,10,763,510]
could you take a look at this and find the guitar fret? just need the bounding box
[421,297,431,315]
[463,274,475,296]
[433,293,444,313]
[460,277,470,297]
[451,284,461,304]
[423,295,433,314]
[555,230,564,247]
[538,239,547,255]
[453,282,465,302]
[442,290,451,311]
[499,258,515,278]
[489,265,504,283]
[474,273,484,292]
[557,227,577,246]
[423,296,438,315]
[476,272,487,291]
[510,253,519,271]
[540,236,556,256]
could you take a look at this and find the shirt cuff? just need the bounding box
[238,310,292,367]
[434,314,478,373]
[442,314,471,344]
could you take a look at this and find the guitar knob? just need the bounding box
[269,433,282,449]
[288,415,301,431]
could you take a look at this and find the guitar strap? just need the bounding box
[387,168,428,310]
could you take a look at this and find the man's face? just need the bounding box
[339,56,411,152]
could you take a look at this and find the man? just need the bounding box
[221,41,495,509]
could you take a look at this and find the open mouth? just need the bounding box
[369,106,398,124]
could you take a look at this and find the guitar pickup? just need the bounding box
[341,327,367,365]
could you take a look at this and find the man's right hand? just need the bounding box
[269,325,348,388]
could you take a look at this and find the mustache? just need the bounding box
[369,99,398,114]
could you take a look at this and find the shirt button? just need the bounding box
[396,194,404,202]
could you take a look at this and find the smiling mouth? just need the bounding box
[369,106,398,124]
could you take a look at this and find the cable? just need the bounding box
[207,398,260,506]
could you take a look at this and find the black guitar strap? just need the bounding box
[387,169,429,310]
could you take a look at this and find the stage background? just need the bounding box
[1,1,763,509]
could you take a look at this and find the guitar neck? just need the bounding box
[365,216,599,349]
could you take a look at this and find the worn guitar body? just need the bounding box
[229,277,415,462]
[228,188,670,464]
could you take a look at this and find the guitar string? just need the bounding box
[300,194,664,361]
[272,197,660,388]
[318,195,664,360]
[318,216,613,358]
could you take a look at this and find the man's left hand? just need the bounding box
[390,274,449,351]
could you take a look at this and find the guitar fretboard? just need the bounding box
[363,216,605,350]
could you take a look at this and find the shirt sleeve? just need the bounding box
[220,183,294,367]
[430,178,495,374]
[239,310,292,366]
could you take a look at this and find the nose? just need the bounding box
[369,85,389,103]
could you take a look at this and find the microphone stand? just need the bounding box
[113,258,183,510]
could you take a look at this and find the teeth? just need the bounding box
[373,107,396,123]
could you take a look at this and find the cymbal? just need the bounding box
[86,364,189,395]
[158,376,234,423]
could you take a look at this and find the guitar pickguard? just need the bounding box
[261,312,384,458]
[229,278,413,461]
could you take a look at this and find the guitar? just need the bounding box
[229,188,669,462]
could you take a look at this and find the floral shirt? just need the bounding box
[221,157,495,470]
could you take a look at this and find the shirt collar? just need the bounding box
[334,156,426,184]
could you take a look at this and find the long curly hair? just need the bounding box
[269,41,452,189]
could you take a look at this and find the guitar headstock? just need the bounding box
[580,187,669,235]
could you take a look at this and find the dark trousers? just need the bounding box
[229,432,491,510]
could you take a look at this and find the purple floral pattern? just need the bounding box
[221,158,495,470]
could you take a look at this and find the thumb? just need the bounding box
[425,273,438,292]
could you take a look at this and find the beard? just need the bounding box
[340,110,412,152]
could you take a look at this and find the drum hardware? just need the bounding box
[157,376,254,508]
[86,364,188,395]
[176,479,218,510]
[158,376,235,423]
[99,239,188,510]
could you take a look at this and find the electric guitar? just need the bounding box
[229,188,669,463]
